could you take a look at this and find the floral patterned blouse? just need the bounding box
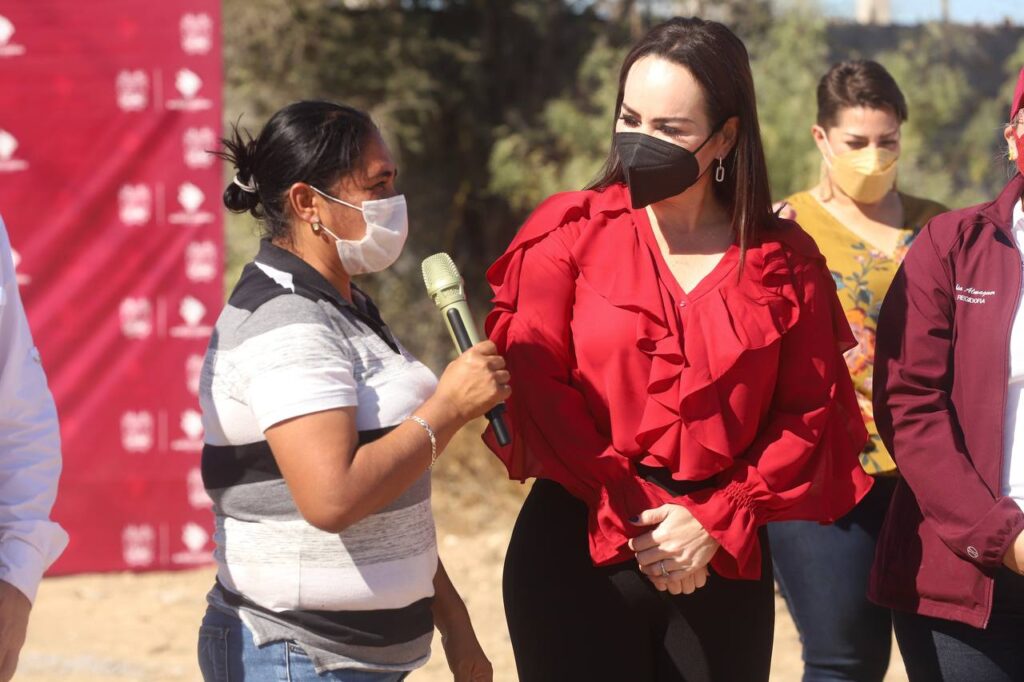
[785,191,947,475]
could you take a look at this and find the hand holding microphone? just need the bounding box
[433,340,510,422]
[422,253,512,445]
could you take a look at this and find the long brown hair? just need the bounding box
[588,17,778,259]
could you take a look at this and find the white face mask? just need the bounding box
[310,186,409,275]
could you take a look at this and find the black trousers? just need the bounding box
[894,568,1024,682]
[503,479,774,682]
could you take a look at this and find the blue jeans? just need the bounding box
[767,476,897,682]
[893,569,1024,681]
[197,606,411,682]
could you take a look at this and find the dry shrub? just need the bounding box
[430,419,530,535]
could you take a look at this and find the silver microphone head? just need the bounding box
[421,252,466,308]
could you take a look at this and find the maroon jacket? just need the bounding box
[871,174,1024,628]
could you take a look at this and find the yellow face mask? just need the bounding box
[822,138,899,205]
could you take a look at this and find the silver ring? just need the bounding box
[659,560,669,577]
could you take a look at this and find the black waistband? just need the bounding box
[211,580,433,647]
[635,462,717,498]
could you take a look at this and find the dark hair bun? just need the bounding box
[224,175,260,213]
[216,124,262,216]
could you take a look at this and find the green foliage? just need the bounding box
[873,24,986,206]
[221,0,1024,369]
[748,7,829,200]
[488,38,623,210]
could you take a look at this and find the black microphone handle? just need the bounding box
[445,308,511,446]
[446,307,474,352]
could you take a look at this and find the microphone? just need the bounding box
[421,253,511,446]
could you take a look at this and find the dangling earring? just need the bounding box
[311,221,323,235]
[715,158,726,183]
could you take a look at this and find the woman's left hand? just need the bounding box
[629,504,721,588]
[440,620,493,682]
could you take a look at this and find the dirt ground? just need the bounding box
[17,424,908,681]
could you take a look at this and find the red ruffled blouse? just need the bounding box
[482,184,873,580]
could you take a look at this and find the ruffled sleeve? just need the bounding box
[482,190,671,563]
[662,227,873,579]
[483,194,872,577]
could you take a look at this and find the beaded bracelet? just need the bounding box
[406,415,438,468]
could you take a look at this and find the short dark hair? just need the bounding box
[216,101,378,241]
[589,17,778,264]
[816,60,908,128]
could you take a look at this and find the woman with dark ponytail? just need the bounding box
[483,18,872,681]
[197,101,503,681]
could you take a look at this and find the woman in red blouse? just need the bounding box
[483,17,873,682]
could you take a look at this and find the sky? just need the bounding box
[818,0,1020,25]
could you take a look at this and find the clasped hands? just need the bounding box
[628,504,720,595]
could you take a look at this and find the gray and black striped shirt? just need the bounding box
[199,240,439,673]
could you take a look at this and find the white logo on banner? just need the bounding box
[185,241,217,282]
[179,182,204,212]
[182,127,216,168]
[0,130,28,172]
[119,297,153,339]
[10,249,29,286]
[176,69,202,99]
[170,295,212,338]
[182,523,208,552]
[0,16,11,44]
[167,68,212,111]
[171,409,204,452]
[187,467,212,509]
[180,13,213,55]
[172,522,211,565]
[169,182,214,225]
[121,411,155,453]
[186,354,204,396]
[118,184,153,226]
[122,524,156,567]
[0,15,25,57]
[116,70,150,112]
[180,296,205,326]
[182,409,204,440]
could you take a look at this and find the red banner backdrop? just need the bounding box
[0,1,222,573]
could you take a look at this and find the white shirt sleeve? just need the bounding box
[235,318,359,433]
[0,216,69,602]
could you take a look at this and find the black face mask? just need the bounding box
[614,129,719,209]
